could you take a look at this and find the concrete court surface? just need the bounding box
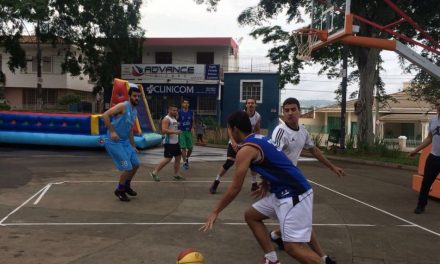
[0,145,439,264]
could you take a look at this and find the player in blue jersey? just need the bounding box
[102,86,141,202]
[178,98,194,170]
[201,111,324,264]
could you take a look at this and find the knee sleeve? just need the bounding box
[222,159,235,171]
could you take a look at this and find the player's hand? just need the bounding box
[175,130,182,135]
[199,212,218,232]
[251,181,269,199]
[331,166,346,177]
[408,151,417,157]
[110,131,120,141]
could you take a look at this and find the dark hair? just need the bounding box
[245,98,257,104]
[168,103,177,109]
[128,86,141,96]
[282,97,300,111]
[182,98,190,103]
[227,111,252,134]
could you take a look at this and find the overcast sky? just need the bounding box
[141,0,415,102]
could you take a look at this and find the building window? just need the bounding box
[197,96,216,115]
[32,56,52,72]
[240,80,262,103]
[197,52,214,64]
[155,52,172,64]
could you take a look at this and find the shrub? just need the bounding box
[59,93,81,105]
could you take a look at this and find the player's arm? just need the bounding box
[228,127,239,151]
[102,103,125,140]
[200,146,258,231]
[129,130,137,150]
[409,132,432,156]
[162,118,180,135]
[309,146,345,177]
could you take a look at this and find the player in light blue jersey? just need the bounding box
[102,86,141,202]
[201,111,324,264]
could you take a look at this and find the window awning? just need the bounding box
[379,113,435,122]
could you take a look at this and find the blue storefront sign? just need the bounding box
[205,64,220,80]
[142,83,218,96]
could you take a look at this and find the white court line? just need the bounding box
[0,184,50,225]
[33,184,52,205]
[1,222,376,227]
[61,180,233,183]
[310,180,440,238]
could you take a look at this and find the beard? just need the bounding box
[130,98,139,106]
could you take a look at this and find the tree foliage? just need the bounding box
[0,0,144,95]
[195,0,440,144]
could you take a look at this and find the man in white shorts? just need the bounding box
[201,111,324,264]
[270,97,345,263]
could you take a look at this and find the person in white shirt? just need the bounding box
[409,98,440,214]
[269,97,345,264]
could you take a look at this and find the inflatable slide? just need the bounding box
[412,144,440,198]
[0,79,162,149]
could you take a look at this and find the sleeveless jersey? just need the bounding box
[163,115,179,144]
[178,109,193,131]
[107,101,137,141]
[242,134,311,198]
[429,115,440,156]
[271,123,314,166]
[248,111,261,132]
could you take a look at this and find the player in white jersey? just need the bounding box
[269,98,345,264]
[245,98,262,191]
[150,104,185,182]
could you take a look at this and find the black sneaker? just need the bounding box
[210,180,220,194]
[251,182,259,192]
[325,256,337,264]
[114,189,130,202]
[414,206,425,214]
[125,187,137,196]
[270,231,284,250]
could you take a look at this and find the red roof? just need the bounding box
[144,37,239,50]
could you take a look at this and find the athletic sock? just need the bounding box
[215,174,221,181]
[264,251,278,262]
[124,179,131,188]
[321,255,328,262]
[117,183,125,191]
[271,231,281,240]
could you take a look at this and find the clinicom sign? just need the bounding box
[143,83,218,96]
[121,64,219,81]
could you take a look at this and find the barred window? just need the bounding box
[197,96,216,115]
[32,56,53,73]
[240,80,262,103]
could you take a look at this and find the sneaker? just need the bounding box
[173,175,185,181]
[210,180,220,194]
[251,182,259,192]
[261,257,280,264]
[270,231,284,250]
[183,162,189,170]
[325,256,337,264]
[150,171,160,182]
[114,189,130,202]
[125,187,137,196]
[414,206,425,214]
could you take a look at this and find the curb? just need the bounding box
[320,155,417,171]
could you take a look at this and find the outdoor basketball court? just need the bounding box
[0,145,439,263]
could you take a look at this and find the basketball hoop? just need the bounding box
[292,28,328,61]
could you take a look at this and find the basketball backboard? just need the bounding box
[310,0,353,50]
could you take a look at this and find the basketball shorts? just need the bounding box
[164,143,182,158]
[252,189,313,243]
[179,131,193,149]
[104,138,139,171]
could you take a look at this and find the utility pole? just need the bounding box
[36,21,43,110]
[340,44,348,149]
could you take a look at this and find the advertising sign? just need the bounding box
[122,64,220,81]
[142,83,218,96]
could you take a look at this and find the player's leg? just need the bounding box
[210,143,236,193]
[245,194,279,263]
[185,131,193,166]
[415,154,440,213]
[150,144,173,181]
[279,190,322,263]
[125,145,140,196]
[173,144,185,180]
[104,140,133,201]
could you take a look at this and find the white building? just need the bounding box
[1,36,94,111]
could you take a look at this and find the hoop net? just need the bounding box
[292,28,328,61]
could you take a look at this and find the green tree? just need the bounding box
[0,0,144,108]
[195,0,440,144]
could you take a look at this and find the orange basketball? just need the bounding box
[176,248,204,264]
